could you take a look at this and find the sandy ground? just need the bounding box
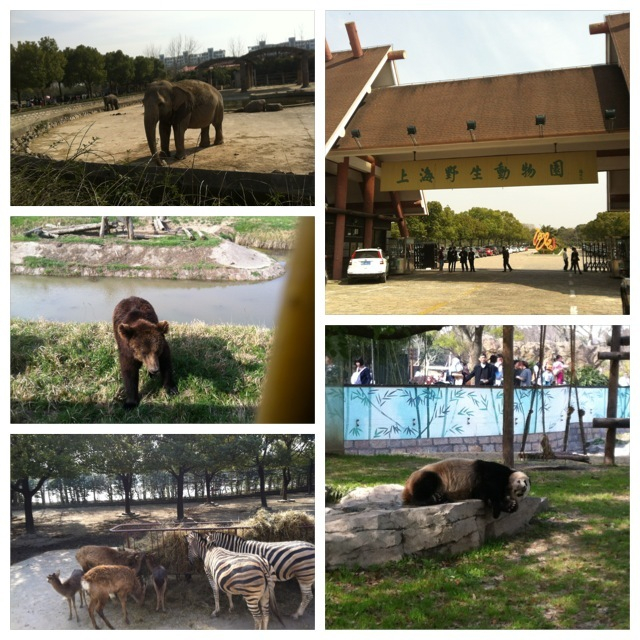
[24,101,314,175]
[326,251,626,315]
[10,496,316,630]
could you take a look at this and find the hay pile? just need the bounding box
[237,509,314,543]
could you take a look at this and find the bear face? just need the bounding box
[508,471,531,500]
[117,319,170,376]
[113,297,177,409]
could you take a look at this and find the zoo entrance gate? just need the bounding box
[410,239,629,274]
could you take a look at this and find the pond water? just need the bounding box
[11,264,288,327]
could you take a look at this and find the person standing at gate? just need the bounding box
[459,247,468,271]
[502,246,513,272]
[448,245,458,272]
[468,247,476,272]
[438,246,445,271]
[570,247,582,274]
[562,247,569,271]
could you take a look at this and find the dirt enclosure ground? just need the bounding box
[25,100,314,175]
[10,494,316,630]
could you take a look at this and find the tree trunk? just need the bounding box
[257,459,268,508]
[281,467,291,500]
[120,473,133,515]
[502,325,515,467]
[175,472,185,520]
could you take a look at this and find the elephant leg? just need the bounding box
[159,121,172,158]
[173,124,187,159]
[199,126,211,148]
[213,122,224,145]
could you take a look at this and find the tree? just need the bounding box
[134,55,158,87]
[11,41,42,105]
[63,45,106,97]
[104,50,135,94]
[11,435,85,534]
[86,435,147,516]
[581,211,630,241]
[149,435,206,520]
[227,36,245,57]
[271,435,314,500]
[38,36,66,100]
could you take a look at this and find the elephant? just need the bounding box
[143,79,224,166]
[103,94,119,111]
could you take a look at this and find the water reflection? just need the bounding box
[10,272,287,327]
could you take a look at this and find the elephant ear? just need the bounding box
[171,85,195,123]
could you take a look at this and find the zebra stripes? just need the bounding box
[187,531,280,630]
[206,530,315,619]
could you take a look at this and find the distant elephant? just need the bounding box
[143,79,224,166]
[103,94,119,111]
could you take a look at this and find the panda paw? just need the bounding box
[503,498,519,513]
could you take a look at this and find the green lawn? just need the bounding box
[11,319,272,423]
[325,454,630,630]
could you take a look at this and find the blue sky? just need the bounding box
[326,10,623,228]
[10,10,314,58]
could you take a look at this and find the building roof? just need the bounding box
[605,12,630,87]
[330,64,629,156]
[325,45,392,151]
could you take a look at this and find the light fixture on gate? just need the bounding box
[466,120,477,141]
[351,128,362,148]
[407,125,418,145]
[604,108,616,132]
[535,114,546,137]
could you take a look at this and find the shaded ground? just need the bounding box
[11,494,315,630]
[326,251,625,315]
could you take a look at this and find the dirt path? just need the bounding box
[11,495,316,630]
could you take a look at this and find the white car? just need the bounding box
[347,248,390,283]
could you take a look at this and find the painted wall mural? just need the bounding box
[325,386,630,441]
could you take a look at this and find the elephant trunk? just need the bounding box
[144,109,165,166]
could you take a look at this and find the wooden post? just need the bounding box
[502,325,514,467]
[603,326,621,465]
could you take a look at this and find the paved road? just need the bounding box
[325,251,624,316]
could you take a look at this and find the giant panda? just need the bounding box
[401,458,530,518]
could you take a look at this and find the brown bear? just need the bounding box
[113,296,177,408]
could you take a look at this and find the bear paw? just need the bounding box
[503,498,519,513]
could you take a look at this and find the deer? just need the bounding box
[145,554,168,612]
[81,565,146,629]
[76,545,145,574]
[47,569,86,622]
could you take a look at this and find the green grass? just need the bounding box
[325,454,630,630]
[11,319,272,423]
[10,158,311,206]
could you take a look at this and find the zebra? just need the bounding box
[186,531,282,630]
[206,530,315,619]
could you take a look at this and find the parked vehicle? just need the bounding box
[347,248,390,283]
